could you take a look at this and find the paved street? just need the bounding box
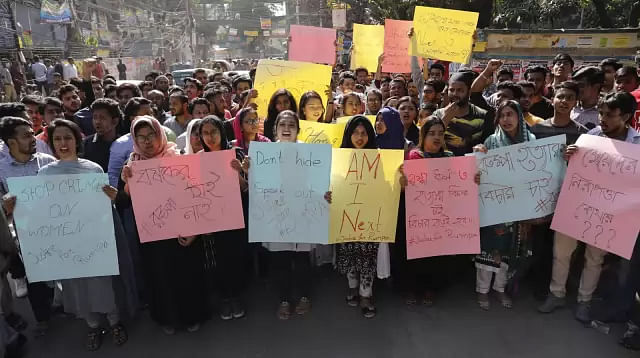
[15,269,635,358]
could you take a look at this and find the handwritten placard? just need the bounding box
[299,121,346,148]
[336,115,376,127]
[289,25,337,65]
[329,148,404,243]
[7,174,119,282]
[404,157,480,259]
[383,19,412,73]
[128,151,245,243]
[351,24,384,73]
[248,142,331,244]
[551,135,640,259]
[474,135,567,227]
[254,60,332,119]
[410,6,479,63]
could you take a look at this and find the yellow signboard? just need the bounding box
[253,59,332,119]
[409,6,478,63]
[350,24,384,73]
[298,121,346,148]
[329,148,404,243]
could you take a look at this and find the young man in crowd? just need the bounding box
[429,63,446,81]
[1,59,16,102]
[354,67,370,86]
[524,65,555,119]
[517,81,544,127]
[433,71,492,156]
[545,53,574,99]
[614,66,640,130]
[116,83,142,111]
[35,97,63,143]
[57,84,85,131]
[389,78,408,98]
[570,66,604,130]
[20,95,44,134]
[164,93,191,136]
[193,69,209,87]
[138,81,154,99]
[147,90,169,124]
[231,75,252,117]
[0,115,57,336]
[82,98,121,172]
[184,78,203,101]
[188,97,211,120]
[599,58,622,95]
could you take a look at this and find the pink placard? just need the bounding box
[288,25,336,66]
[405,156,480,259]
[128,150,245,243]
[551,135,640,259]
[382,19,412,73]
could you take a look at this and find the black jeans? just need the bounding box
[270,251,311,303]
[214,230,248,300]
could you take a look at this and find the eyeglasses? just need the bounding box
[244,118,259,125]
[135,132,158,143]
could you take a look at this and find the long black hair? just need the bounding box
[340,115,377,149]
[298,90,325,121]
[264,89,297,140]
[198,115,230,151]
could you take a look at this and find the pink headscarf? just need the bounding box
[232,108,270,152]
[129,115,179,161]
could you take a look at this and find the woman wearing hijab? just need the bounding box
[176,118,203,154]
[121,115,209,334]
[473,100,535,310]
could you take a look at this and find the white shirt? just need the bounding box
[31,62,47,82]
[63,63,78,80]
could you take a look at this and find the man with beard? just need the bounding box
[432,71,492,156]
[163,93,191,136]
[0,103,53,159]
[0,116,56,335]
[154,75,170,111]
[57,84,94,136]
[354,67,369,86]
[147,90,169,124]
[517,81,544,127]
[82,98,121,172]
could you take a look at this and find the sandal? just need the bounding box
[277,301,291,320]
[295,297,311,315]
[361,297,376,319]
[477,293,490,311]
[85,328,104,351]
[111,324,128,346]
[496,292,513,309]
[423,291,435,307]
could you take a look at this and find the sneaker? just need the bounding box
[575,302,591,323]
[295,297,311,315]
[13,278,28,298]
[187,323,200,333]
[537,294,565,313]
[219,300,233,321]
[231,299,245,319]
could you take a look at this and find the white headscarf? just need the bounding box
[184,118,202,155]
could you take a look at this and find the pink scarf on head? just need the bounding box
[232,109,270,152]
[129,115,179,161]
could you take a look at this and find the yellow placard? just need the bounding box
[244,31,259,37]
[613,36,631,48]
[253,59,332,119]
[329,148,404,243]
[299,121,346,148]
[409,6,478,63]
[337,115,376,127]
[350,24,384,73]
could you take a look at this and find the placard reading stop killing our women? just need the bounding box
[7,173,119,282]
[551,135,640,259]
[474,135,567,227]
[128,151,245,243]
[248,142,332,244]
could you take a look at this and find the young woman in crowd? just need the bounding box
[232,107,271,155]
[337,116,380,318]
[397,96,420,145]
[39,119,129,350]
[473,100,536,310]
[298,91,326,122]
[340,92,363,117]
[264,89,297,141]
[121,116,209,334]
[176,118,203,154]
[197,115,250,321]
